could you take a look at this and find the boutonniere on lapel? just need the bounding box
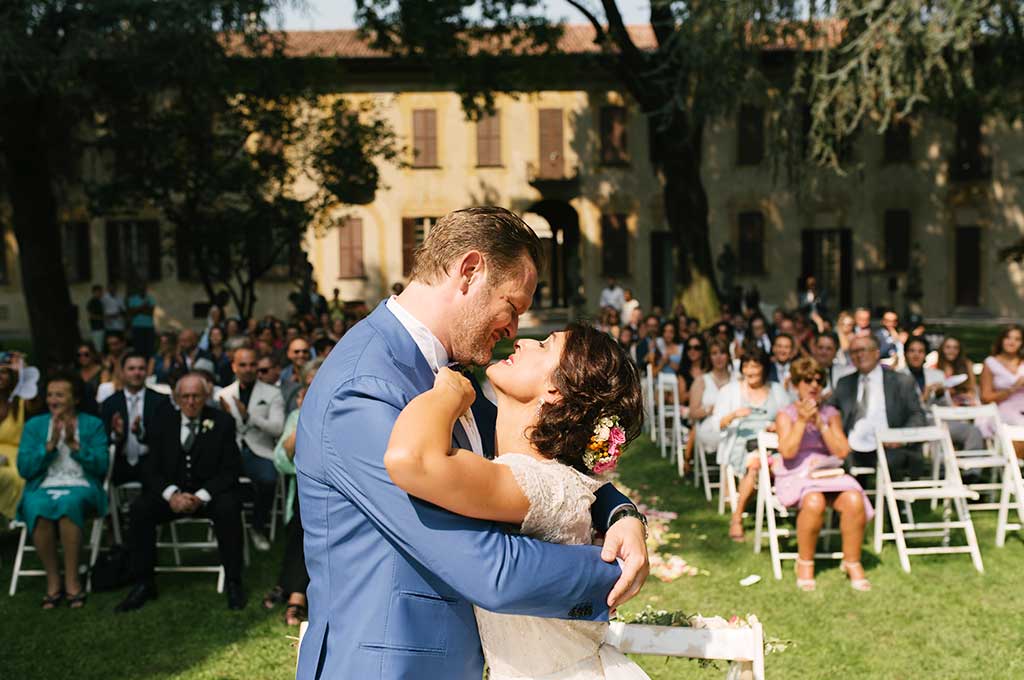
[201,418,215,434]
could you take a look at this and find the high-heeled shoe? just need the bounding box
[794,558,816,592]
[840,561,872,591]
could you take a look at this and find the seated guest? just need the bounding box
[830,334,927,481]
[101,353,170,485]
[649,321,682,376]
[0,362,34,520]
[595,306,621,339]
[217,348,284,551]
[767,333,795,388]
[743,314,772,355]
[285,357,323,416]
[679,335,708,406]
[206,326,235,387]
[263,386,310,626]
[148,331,185,386]
[774,358,873,592]
[257,355,281,386]
[936,336,979,406]
[853,307,872,336]
[715,348,790,541]
[617,325,639,367]
[17,375,108,609]
[876,309,903,360]
[279,336,311,387]
[980,325,1024,457]
[115,373,245,612]
[689,338,733,461]
[77,342,103,412]
[312,335,336,360]
[901,337,985,451]
[812,331,854,397]
[797,274,828,325]
[635,314,661,366]
[835,311,856,365]
[178,328,210,371]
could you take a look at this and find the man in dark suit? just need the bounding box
[830,334,927,479]
[101,352,169,485]
[767,333,795,386]
[115,372,245,612]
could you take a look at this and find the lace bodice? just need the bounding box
[476,454,611,678]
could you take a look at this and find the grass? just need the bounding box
[2,439,1022,679]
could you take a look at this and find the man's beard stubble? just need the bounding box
[449,304,495,367]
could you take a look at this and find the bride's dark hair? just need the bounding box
[529,322,644,474]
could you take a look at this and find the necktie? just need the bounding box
[126,394,142,465]
[857,375,871,420]
[183,419,198,452]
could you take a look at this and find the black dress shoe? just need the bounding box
[226,581,247,610]
[114,582,158,613]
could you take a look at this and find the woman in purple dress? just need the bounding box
[774,357,874,592]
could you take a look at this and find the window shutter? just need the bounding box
[413,109,438,167]
[884,210,911,272]
[477,112,501,167]
[106,221,122,283]
[600,106,629,165]
[601,214,629,277]
[738,211,765,275]
[146,221,162,281]
[737,106,764,166]
[338,217,364,278]
[402,217,417,276]
[176,225,194,281]
[883,121,912,163]
[538,109,564,179]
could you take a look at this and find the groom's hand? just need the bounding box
[602,517,649,608]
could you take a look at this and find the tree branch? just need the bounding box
[649,0,674,48]
[562,0,607,44]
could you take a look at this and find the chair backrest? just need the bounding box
[998,424,1024,461]
[932,403,1000,423]
[875,426,962,485]
[756,431,779,495]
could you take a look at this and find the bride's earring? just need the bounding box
[536,397,545,416]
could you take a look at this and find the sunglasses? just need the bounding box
[799,376,824,386]
[292,349,310,355]
[77,351,92,357]
[257,367,271,374]
[687,345,702,351]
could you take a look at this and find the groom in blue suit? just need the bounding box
[296,208,649,679]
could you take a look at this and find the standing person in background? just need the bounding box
[217,348,284,551]
[936,336,979,406]
[328,288,346,321]
[621,289,640,322]
[798,274,828,328]
[599,276,625,315]
[101,283,126,336]
[126,281,157,359]
[86,285,106,352]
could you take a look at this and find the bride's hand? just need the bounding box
[433,367,476,416]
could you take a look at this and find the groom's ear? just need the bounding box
[456,250,485,293]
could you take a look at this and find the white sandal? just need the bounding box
[840,560,872,592]
[794,558,816,592]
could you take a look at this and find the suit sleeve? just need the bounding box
[206,416,241,497]
[313,376,620,620]
[591,484,633,532]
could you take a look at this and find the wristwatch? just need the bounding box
[609,506,648,539]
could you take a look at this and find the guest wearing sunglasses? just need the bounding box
[775,358,873,592]
[256,356,281,386]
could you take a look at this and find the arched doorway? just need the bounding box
[524,200,580,308]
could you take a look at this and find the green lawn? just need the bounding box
[2,438,1022,679]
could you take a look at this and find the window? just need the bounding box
[537,108,564,179]
[955,226,981,306]
[476,112,502,167]
[736,105,764,166]
[105,220,161,283]
[412,109,438,168]
[61,222,92,284]
[737,211,765,275]
[950,111,990,181]
[600,106,629,165]
[883,121,911,164]
[338,217,365,279]
[402,216,439,276]
[601,214,630,277]
[884,210,911,272]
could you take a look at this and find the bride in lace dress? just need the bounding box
[385,323,650,680]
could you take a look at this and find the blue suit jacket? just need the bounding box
[295,302,624,680]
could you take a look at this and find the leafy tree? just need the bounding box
[0,1,282,367]
[356,0,1022,322]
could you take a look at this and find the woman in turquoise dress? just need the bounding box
[17,375,108,609]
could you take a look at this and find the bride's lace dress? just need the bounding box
[476,454,651,680]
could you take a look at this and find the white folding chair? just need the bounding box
[155,516,230,592]
[752,433,842,580]
[8,445,115,596]
[606,621,765,680]
[642,364,657,442]
[655,373,684,464]
[873,426,984,573]
[269,474,287,542]
[931,405,1003,511]
[693,436,721,503]
[995,424,1024,547]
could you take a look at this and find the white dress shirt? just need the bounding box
[849,365,888,452]
[161,415,212,504]
[386,297,484,455]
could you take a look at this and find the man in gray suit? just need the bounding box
[830,334,927,478]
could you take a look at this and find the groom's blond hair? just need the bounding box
[410,207,543,286]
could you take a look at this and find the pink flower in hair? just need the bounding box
[609,426,626,447]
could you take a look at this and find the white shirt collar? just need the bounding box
[386,296,450,373]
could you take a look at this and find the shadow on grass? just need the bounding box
[0,523,297,680]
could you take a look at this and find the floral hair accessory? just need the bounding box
[583,415,626,474]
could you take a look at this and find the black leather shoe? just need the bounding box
[114,582,157,613]
[226,581,247,611]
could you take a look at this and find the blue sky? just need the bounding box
[279,1,651,30]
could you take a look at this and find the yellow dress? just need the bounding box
[0,399,26,519]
